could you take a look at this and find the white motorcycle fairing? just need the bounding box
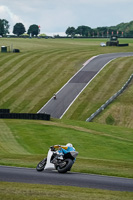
[36,145,78,173]
[44,149,55,170]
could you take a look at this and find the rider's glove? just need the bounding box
[58,145,61,150]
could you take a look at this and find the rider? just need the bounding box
[58,143,75,155]
[51,143,76,164]
[53,93,56,100]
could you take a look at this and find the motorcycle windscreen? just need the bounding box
[44,149,55,170]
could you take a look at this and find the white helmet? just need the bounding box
[66,143,73,147]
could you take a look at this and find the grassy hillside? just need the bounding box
[0,38,133,128]
[93,78,133,127]
[0,38,100,113]
[0,119,133,178]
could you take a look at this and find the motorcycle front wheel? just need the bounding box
[36,158,47,171]
[57,158,73,173]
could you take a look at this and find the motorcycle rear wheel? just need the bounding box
[36,158,47,171]
[57,158,73,173]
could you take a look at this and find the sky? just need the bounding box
[0,0,133,36]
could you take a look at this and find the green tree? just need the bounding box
[0,19,9,36]
[27,24,40,37]
[76,26,91,37]
[0,19,4,36]
[13,23,26,36]
[65,27,76,37]
[95,27,108,37]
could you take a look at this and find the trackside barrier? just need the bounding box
[86,73,133,122]
[0,110,50,121]
[0,109,10,114]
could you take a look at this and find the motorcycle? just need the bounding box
[36,145,78,173]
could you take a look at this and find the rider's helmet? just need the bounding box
[66,143,73,147]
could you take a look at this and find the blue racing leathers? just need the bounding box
[58,146,75,155]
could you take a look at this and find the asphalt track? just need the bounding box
[0,166,133,192]
[38,52,133,119]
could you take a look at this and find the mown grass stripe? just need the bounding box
[0,50,77,108]
[0,48,76,88]
[0,53,45,96]
[0,54,48,104]
[0,52,40,87]
[0,53,18,68]
[89,57,133,119]
[0,48,65,76]
[0,53,32,75]
[0,119,29,154]
[90,58,132,102]
[0,49,62,92]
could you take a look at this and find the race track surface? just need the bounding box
[0,166,133,192]
[38,52,133,118]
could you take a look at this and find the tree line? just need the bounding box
[66,21,133,38]
[65,25,125,37]
[0,19,40,37]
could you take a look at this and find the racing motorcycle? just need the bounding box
[36,145,78,173]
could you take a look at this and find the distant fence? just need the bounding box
[0,109,50,121]
[86,73,133,122]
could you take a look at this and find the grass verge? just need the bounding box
[0,119,133,178]
[0,182,133,200]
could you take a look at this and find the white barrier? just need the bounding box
[86,74,133,122]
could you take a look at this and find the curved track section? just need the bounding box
[38,52,133,119]
[0,166,133,192]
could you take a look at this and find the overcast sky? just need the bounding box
[0,0,133,36]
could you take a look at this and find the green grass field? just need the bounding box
[0,38,133,199]
[0,38,133,128]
